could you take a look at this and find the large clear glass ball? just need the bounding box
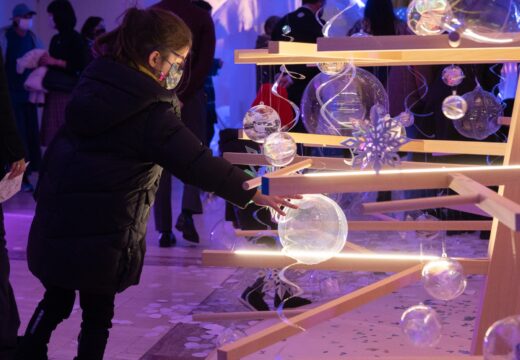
[400,304,443,347]
[484,315,520,360]
[442,94,468,120]
[422,257,467,301]
[263,132,297,167]
[407,0,452,36]
[279,194,348,265]
[243,104,281,143]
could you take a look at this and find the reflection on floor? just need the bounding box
[5,179,488,359]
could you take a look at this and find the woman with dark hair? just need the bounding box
[39,0,89,146]
[16,7,296,360]
[80,16,105,48]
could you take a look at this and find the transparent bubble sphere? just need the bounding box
[484,315,520,360]
[400,304,443,347]
[442,94,468,120]
[301,67,389,136]
[279,194,348,265]
[407,0,452,36]
[422,257,467,301]
[263,132,297,167]
[243,104,281,143]
[453,85,503,140]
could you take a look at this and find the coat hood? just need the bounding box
[66,57,175,136]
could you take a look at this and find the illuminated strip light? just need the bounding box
[234,249,441,261]
[303,164,520,178]
[462,29,515,44]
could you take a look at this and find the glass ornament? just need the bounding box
[317,62,347,76]
[262,132,297,167]
[216,327,247,347]
[422,256,467,301]
[453,85,503,140]
[400,304,443,347]
[282,25,291,35]
[242,104,281,143]
[397,111,415,127]
[484,315,520,360]
[442,92,468,120]
[350,29,371,37]
[278,194,348,265]
[442,65,465,87]
[301,67,389,136]
[407,0,453,36]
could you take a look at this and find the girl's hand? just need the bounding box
[252,190,302,216]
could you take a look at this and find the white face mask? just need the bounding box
[18,18,33,31]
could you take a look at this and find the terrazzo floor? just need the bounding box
[4,179,489,359]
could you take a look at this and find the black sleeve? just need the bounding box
[0,49,25,165]
[144,103,256,208]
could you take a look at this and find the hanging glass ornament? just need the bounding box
[397,111,415,127]
[242,103,281,143]
[279,194,348,265]
[262,132,297,167]
[422,256,467,301]
[400,304,443,347]
[317,62,347,76]
[441,65,465,87]
[484,315,520,359]
[442,91,468,120]
[453,85,503,140]
[406,0,453,36]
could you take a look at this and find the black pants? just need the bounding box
[16,284,115,360]
[154,89,207,231]
[0,205,20,359]
[11,101,41,172]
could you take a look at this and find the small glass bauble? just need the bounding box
[397,111,415,127]
[422,256,467,301]
[317,62,347,76]
[442,65,465,87]
[442,93,468,120]
[407,0,452,36]
[242,104,281,143]
[484,315,520,360]
[400,304,442,347]
[263,132,297,167]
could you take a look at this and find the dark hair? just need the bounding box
[264,16,280,35]
[47,0,76,32]
[94,8,192,69]
[193,0,213,12]
[81,16,103,40]
[364,0,396,36]
[302,0,323,4]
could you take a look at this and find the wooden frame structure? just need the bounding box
[203,35,520,359]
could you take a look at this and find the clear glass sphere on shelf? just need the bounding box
[242,104,281,143]
[262,132,297,167]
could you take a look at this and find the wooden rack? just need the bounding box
[204,35,520,359]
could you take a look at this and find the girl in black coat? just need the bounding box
[16,8,296,360]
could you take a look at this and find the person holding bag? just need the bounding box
[40,0,89,146]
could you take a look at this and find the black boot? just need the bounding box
[273,274,312,309]
[176,212,199,243]
[239,277,269,311]
[73,329,109,360]
[158,231,176,248]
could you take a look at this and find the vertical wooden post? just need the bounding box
[471,79,520,353]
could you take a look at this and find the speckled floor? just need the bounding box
[4,181,489,359]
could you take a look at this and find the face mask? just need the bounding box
[18,18,33,31]
[159,61,184,90]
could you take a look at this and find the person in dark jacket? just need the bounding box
[39,0,90,146]
[16,8,296,360]
[151,0,217,246]
[0,48,26,360]
[271,0,325,133]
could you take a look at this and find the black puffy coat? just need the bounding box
[27,58,255,294]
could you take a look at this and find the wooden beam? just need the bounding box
[202,250,490,275]
[449,174,520,232]
[471,75,520,354]
[192,309,305,322]
[362,194,481,214]
[445,204,491,218]
[261,165,520,196]
[217,265,424,360]
[242,159,312,190]
[238,130,507,156]
[235,221,492,234]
